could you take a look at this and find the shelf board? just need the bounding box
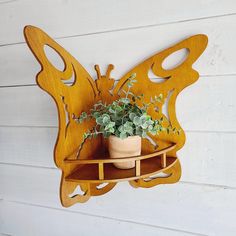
[66,156,177,183]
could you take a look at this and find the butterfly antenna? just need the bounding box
[94,64,101,79]
[106,64,114,79]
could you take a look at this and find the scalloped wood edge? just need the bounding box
[24,25,208,207]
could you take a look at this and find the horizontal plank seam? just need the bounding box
[200,73,236,78]
[0,12,236,48]
[0,162,58,170]
[0,0,17,5]
[0,162,236,190]
[180,181,235,189]
[2,199,208,236]
[0,125,58,128]
[185,130,236,134]
[0,125,236,134]
[0,233,12,236]
[0,74,236,89]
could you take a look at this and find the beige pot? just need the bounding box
[108,135,141,169]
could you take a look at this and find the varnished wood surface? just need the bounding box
[66,156,177,183]
[64,143,176,164]
[24,25,207,206]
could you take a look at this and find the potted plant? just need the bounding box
[75,74,175,169]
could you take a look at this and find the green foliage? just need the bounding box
[75,73,179,143]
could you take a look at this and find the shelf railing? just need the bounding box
[65,143,177,181]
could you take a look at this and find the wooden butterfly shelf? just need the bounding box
[24,25,208,207]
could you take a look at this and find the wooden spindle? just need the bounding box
[161,153,167,168]
[98,163,104,180]
[136,160,140,176]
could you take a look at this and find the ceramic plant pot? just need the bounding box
[108,135,141,169]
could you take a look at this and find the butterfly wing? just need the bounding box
[24,25,116,206]
[114,34,208,187]
[24,25,99,165]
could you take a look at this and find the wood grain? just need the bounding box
[1,1,236,234]
[24,25,207,206]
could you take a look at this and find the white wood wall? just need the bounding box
[1,1,236,235]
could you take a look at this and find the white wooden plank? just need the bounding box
[0,127,236,188]
[0,127,56,168]
[1,0,236,45]
[0,86,58,127]
[1,14,236,87]
[0,201,198,236]
[180,132,236,187]
[0,165,236,236]
[0,75,235,132]
[176,75,236,132]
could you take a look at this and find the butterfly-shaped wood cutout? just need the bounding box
[24,25,207,207]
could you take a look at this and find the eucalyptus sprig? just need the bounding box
[75,73,178,145]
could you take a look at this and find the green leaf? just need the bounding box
[141,122,148,129]
[127,82,133,88]
[130,73,136,79]
[108,107,115,114]
[123,122,133,135]
[141,131,147,138]
[120,132,127,139]
[135,127,142,136]
[140,116,147,124]
[148,125,154,131]
[108,127,115,133]
[93,111,100,118]
[124,121,133,127]
[81,112,87,118]
[102,114,110,125]
[119,98,130,104]
[96,117,103,125]
[149,129,157,135]
[133,116,141,126]
[118,125,125,133]
[146,119,154,125]
[129,112,136,121]
[105,122,115,130]
[115,106,122,113]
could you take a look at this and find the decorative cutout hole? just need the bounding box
[162,89,174,121]
[68,185,87,198]
[44,45,65,71]
[148,68,169,83]
[60,96,70,136]
[96,183,109,190]
[154,106,159,113]
[144,172,171,182]
[62,66,76,86]
[146,135,158,148]
[162,48,189,70]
